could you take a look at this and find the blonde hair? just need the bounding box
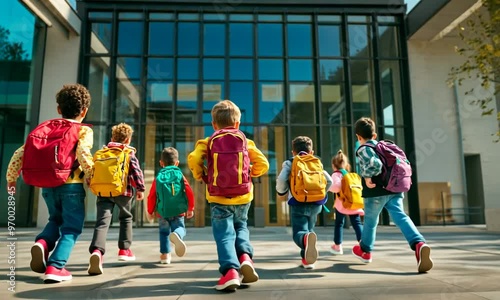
[332,150,351,172]
[211,100,241,129]
[111,123,133,143]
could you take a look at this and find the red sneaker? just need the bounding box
[352,245,372,263]
[44,266,72,283]
[415,242,433,273]
[303,232,318,265]
[88,249,103,275]
[215,269,240,291]
[30,239,48,273]
[118,249,136,261]
[301,258,315,269]
[239,253,259,284]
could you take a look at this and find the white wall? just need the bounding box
[409,37,500,231]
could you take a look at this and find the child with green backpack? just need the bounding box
[147,147,194,264]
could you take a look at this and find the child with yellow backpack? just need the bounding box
[276,136,333,269]
[87,123,145,276]
[329,150,364,255]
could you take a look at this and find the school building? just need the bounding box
[1,0,499,230]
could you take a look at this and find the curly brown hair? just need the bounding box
[56,84,91,119]
[111,123,133,143]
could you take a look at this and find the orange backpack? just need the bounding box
[289,153,327,202]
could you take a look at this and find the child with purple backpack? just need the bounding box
[352,117,433,273]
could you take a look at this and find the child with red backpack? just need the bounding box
[352,117,433,273]
[276,136,333,270]
[6,84,94,283]
[188,100,269,291]
[329,150,364,255]
[146,147,195,265]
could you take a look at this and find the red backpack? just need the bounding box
[205,128,251,197]
[22,119,88,188]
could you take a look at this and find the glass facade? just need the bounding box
[82,4,410,226]
[0,1,45,226]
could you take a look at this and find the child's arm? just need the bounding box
[323,170,333,192]
[187,138,209,181]
[356,145,383,178]
[247,140,270,177]
[147,179,157,215]
[276,160,291,196]
[129,155,145,200]
[6,145,24,189]
[329,172,342,193]
[183,176,195,218]
[76,126,94,183]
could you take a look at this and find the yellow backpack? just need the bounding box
[338,169,364,209]
[289,153,327,202]
[90,146,134,197]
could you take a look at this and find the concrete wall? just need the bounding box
[408,36,500,231]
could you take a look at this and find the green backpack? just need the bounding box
[156,166,188,218]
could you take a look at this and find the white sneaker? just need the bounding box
[160,253,171,264]
[169,233,186,257]
[330,244,343,255]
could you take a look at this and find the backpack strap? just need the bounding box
[339,169,348,176]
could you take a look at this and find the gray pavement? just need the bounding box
[1,225,500,299]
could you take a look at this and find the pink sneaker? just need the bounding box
[215,269,240,291]
[118,249,136,261]
[44,266,72,283]
[239,253,259,284]
[352,245,372,263]
[301,258,315,269]
[30,239,48,273]
[303,232,318,265]
[88,249,103,275]
[415,242,433,273]
[330,244,343,255]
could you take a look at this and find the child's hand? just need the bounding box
[146,213,155,223]
[186,210,194,219]
[365,178,376,188]
[136,191,144,200]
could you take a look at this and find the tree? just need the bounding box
[0,26,28,61]
[448,0,500,142]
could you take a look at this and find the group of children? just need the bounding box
[6,84,433,292]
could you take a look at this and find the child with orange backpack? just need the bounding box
[276,136,333,269]
[6,84,94,283]
[329,150,364,255]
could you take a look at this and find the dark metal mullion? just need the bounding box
[283,19,290,144]
[372,13,384,138]
[253,15,259,126]
[197,19,203,124]
[172,14,179,144]
[312,11,322,135]
[139,9,148,173]
[108,9,118,128]
[225,20,230,100]
[341,13,355,165]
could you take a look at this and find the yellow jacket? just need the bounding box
[188,137,269,205]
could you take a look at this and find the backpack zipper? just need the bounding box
[54,145,59,164]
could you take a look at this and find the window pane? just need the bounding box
[230,59,253,80]
[118,21,143,54]
[179,13,199,21]
[287,24,312,57]
[318,25,341,57]
[230,82,254,123]
[289,59,313,81]
[204,13,226,21]
[290,84,315,103]
[147,82,173,104]
[258,24,283,57]
[348,24,372,57]
[320,60,345,125]
[380,60,404,126]
[177,58,199,80]
[290,84,315,122]
[91,23,112,54]
[203,59,225,80]
[177,83,198,105]
[348,15,371,23]
[259,83,285,123]
[230,23,253,56]
[114,79,141,123]
[149,13,174,20]
[89,12,112,19]
[116,57,142,79]
[378,26,400,57]
[258,14,283,22]
[87,57,110,122]
[204,24,225,56]
[378,16,396,23]
[148,58,173,80]
[149,22,174,55]
[203,83,225,122]
[259,59,283,80]
[119,12,143,20]
[290,126,317,148]
[287,15,311,22]
[317,15,341,22]
[319,59,343,81]
[230,14,253,21]
[350,60,375,122]
[178,23,199,55]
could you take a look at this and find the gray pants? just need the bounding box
[89,195,133,255]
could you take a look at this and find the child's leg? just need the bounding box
[158,217,172,254]
[334,209,346,245]
[349,214,363,242]
[170,216,186,240]
[233,203,253,258]
[210,203,239,275]
[384,194,425,249]
[36,188,62,252]
[48,184,85,269]
[89,196,115,255]
[307,204,322,231]
[359,196,388,252]
[114,196,133,250]
[290,205,310,258]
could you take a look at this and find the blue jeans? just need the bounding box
[360,193,425,253]
[159,216,186,254]
[334,209,363,245]
[37,184,86,269]
[211,203,253,275]
[290,204,322,258]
